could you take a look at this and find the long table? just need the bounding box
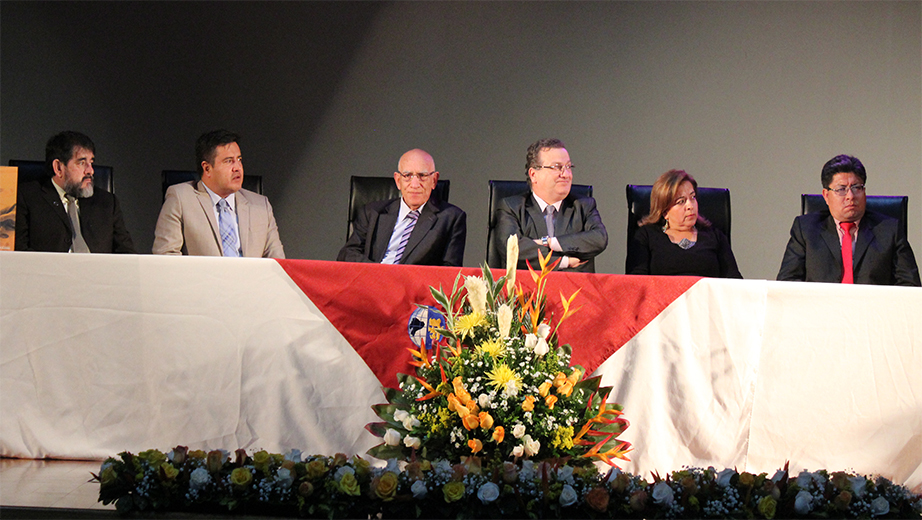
[1,252,919,489]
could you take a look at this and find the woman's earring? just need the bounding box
[662,218,669,231]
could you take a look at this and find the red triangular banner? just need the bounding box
[277,259,699,389]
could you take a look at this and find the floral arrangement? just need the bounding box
[366,236,631,468]
[93,446,922,518]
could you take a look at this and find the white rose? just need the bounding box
[771,469,786,482]
[512,445,524,457]
[502,379,520,397]
[497,304,513,339]
[401,415,420,430]
[519,461,535,481]
[556,466,574,484]
[870,496,890,516]
[796,470,817,489]
[606,467,622,483]
[512,423,526,439]
[477,482,500,504]
[537,323,551,339]
[533,337,549,357]
[525,334,538,351]
[478,393,492,408]
[334,466,354,480]
[385,458,401,474]
[652,481,674,506]
[411,479,428,499]
[716,468,735,487]
[383,428,402,446]
[277,467,294,487]
[559,484,578,507]
[850,476,867,498]
[434,459,452,475]
[523,435,540,457]
[403,436,421,449]
[393,410,409,423]
[284,449,302,462]
[793,490,813,515]
[189,467,211,490]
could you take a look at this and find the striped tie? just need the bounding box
[392,210,419,263]
[217,199,240,257]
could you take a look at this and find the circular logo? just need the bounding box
[408,306,446,349]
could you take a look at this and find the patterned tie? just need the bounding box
[217,199,240,257]
[544,205,556,238]
[65,195,90,253]
[392,210,420,263]
[840,221,854,284]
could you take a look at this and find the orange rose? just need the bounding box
[522,395,535,412]
[447,394,461,412]
[455,402,470,419]
[466,400,479,415]
[585,487,610,513]
[468,439,483,454]
[492,426,505,444]
[545,395,558,409]
[557,381,573,397]
[538,381,552,397]
[478,412,494,429]
[553,372,567,388]
[568,368,582,385]
[462,414,480,430]
[452,376,465,396]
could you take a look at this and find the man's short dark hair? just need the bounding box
[45,131,95,174]
[196,130,240,174]
[525,138,566,185]
[821,154,867,188]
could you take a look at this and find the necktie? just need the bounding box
[840,221,854,284]
[217,199,240,257]
[392,210,420,263]
[65,195,90,253]
[545,206,556,238]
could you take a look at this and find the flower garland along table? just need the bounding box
[95,242,922,518]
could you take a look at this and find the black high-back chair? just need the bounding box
[9,159,114,193]
[486,180,593,268]
[801,194,909,238]
[346,175,450,239]
[625,184,731,272]
[161,170,262,201]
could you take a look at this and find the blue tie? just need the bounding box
[217,199,240,257]
[392,210,419,263]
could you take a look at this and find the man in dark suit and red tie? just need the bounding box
[337,148,467,266]
[15,131,136,254]
[491,138,608,273]
[777,154,920,286]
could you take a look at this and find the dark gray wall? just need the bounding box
[3,1,919,278]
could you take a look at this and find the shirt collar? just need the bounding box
[532,193,562,213]
[398,198,425,220]
[203,183,236,212]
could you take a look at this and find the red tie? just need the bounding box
[840,221,854,284]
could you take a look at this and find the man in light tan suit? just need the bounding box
[153,130,285,258]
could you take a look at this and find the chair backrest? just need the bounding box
[347,175,450,239]
[9,159,114,193]
[486,180,593,268]
[161,170,262,200]
[625,184,731,272]
[801,194,909,238]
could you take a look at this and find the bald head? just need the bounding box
[394,148,439,210]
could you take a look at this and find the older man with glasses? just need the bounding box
[337,148,467,266]
[777,154,920,286]
[492,138,608,273]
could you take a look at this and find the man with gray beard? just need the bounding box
[14,131,135,253]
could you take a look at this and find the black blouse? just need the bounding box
[627,224,743,278]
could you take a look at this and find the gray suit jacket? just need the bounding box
[152,180,285,258]
[491,192,608,273]
[777,210,920,286]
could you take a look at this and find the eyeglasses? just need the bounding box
[826,184,866,197]
[397,171,436,181]
[534,163,575,174]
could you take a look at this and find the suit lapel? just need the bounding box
[401,201,439,263]
[235,191,250,256]
[372,200,400,261]
[853,216,875,266]
[821,215,843,265]
[557,197,576,236]
[40,180,72,232]
[525,195,549,236]
[194,181,221,250]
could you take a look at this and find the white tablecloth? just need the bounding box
[1,252,919,489]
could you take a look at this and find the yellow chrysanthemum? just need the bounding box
[550,425,575,450]
[453,312,487,340]
[486,363,522,391]
[477,338,505,358]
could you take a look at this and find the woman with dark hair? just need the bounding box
[626,169,742,278]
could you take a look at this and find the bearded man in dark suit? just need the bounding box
[777,154,919,286]
[491,138,608,273]
[337,148,466,266]
[15,131,135,254]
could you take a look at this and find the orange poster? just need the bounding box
[0,166,18,250]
